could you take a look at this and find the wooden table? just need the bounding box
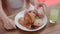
[0,3,60,34]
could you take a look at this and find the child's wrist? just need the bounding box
[2,16,9,23]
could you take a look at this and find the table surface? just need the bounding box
[0,4,60,34]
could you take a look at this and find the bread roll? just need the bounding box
[34,19,43,26]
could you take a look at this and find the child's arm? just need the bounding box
[0,0,16,29]
[0,0,8,20]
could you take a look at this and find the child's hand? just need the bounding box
[3,18,16,30]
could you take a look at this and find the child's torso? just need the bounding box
[7,0,25,8]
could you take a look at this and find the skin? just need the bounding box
[0,0,16,30]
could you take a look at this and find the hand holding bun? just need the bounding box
[27,10,36,23]
[23,11,32,29]
[23,10,36,29]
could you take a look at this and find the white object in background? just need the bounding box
[50,20,55,24]
[7,0,25,8]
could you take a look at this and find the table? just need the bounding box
[0,16,60,34]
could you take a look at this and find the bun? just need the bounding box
[34,19,43,27]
